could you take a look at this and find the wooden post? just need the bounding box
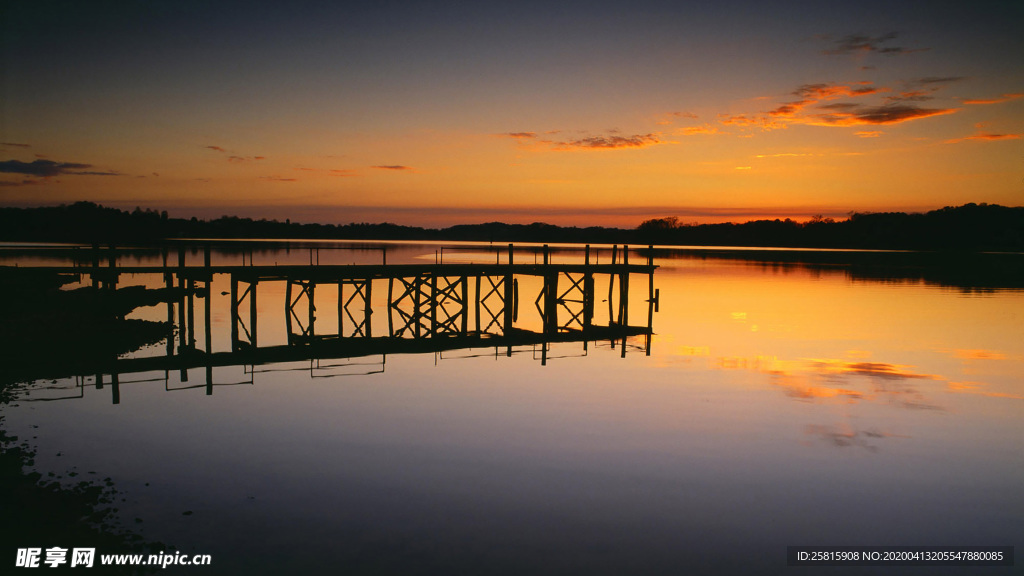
[429,275,438,337]
[307,282,315,337]
[285,279,293,344]
[342,278,350,334]
[461,276,469,334]
[364,279,373,338]
[474,275,482,333]
[387,277,395,337]
[187,279,196,347]
[231,276,239,350]
[250,280,258,347]
[503,272,513,334]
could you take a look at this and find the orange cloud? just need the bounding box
[679,124,721,136]
[950,349,1008,360]
[855,131,883,137]
[803,105,958,126]
[258,175,296,182]
[552,133,665,150]
[372,165,413,171]
[718,114,786,131]
[945,132,1021,144]
[963,93,1023,105]
[204,145,226,153]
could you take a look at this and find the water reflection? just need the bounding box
[2,242,1022,575]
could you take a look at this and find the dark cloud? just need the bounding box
[818,102,860,111]
[914,76,965,85]
[501,132,538,139]
[2,142,31,148]
[0,179,44,187]
[885,90,935,103]
[945,132,1021,144]
[258,175,297,182]
[807,104,958,126]
[554,133,663,150]
[0,159,120,177]
[204,145,226,152]
[822,32,926,56]
[962,93,1023,105]
[372,165,412,170]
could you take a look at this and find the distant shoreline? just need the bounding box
[1,201,1022,253]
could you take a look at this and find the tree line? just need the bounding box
[0,201,1021,251]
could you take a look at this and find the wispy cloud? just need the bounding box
[2,142,31,148]
[372,165,413,171]
[0,179,46,187]
[258,175,297,182]
[821,32,927,57]
[962,93,1023,105]
[855,131,883,137]
[0,159,121,177]
[913,76,966,86]
[657,111,699,125]
[949,349,1007,360]
[500,130,667,151]
[804,104,958,126]
[945,132,1021,144]
[554,133,664,150]
[204,145,226,153]
[678,125,722,136]
[227,155,266,163]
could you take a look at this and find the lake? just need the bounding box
[1,241,1021,574]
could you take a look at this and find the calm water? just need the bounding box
[2,242,1022,575]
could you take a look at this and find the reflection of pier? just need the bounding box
[10,244,659,403]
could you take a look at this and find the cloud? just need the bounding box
[913,76,965,85]
[949,349,1007,360]
[885,90,935,103]
[658,111,699,125]
[296,167,359,177]
[227,155,266,163]
[822,32,927,57]
[719,114,786,131]
[944,132,1021,144]
[258,175,297,182]
[855,131,883,138]
[204,145,226,153]
[962,93,1024,105]
[2,142,30,148]
[803,424,907,452]
[0,159,121,177]
[795,83,882,100]
[554,133,664,150]
[501,130,667,150]
[804,104,958,126]
[679,124,721,136]
[372,165,413,170]
[0,179,45,187]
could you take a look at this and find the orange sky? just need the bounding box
[2,1,1022,227]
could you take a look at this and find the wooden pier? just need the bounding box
[4,243,660,402]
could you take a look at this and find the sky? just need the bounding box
[1,0,1022,227]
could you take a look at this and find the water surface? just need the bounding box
[2,242,1021,574]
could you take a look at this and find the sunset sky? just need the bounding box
[2,0,1022,227]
